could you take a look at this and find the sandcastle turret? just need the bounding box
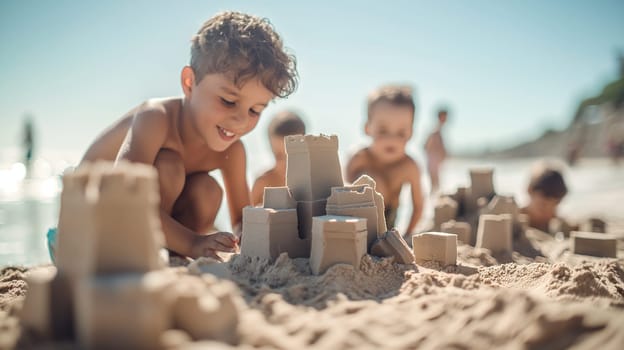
[21,162,243,348]
[326,185,379,249]
[56,162,166,275]
[285,134,344,240]
[241,187,307,259]
[285,134,343,202]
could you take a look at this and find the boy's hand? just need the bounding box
[190,232,239,260]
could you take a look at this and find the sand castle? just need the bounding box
[240,134,414,273]
[20,162,242,349]
[428,168,529,257]
[431,167,620,261]
[570,231,617,258]
[440,220,471,244]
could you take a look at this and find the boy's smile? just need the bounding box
[181,69,274,151]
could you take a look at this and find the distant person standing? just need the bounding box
[22,117,35,169]
[424,108,448,193]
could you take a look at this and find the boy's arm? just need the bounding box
[220,141,252,237]
[405,161,424,234]
[251,174,269,207]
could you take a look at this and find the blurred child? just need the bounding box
[346,85,423,235]
[77,12,298,260]
[520,162,569,232]
[424,108,448,193]
[251,110,306,205]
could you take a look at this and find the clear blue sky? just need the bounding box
[1,0,623,161]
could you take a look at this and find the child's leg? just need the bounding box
[172,172,223,234]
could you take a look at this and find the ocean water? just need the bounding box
[1,146,622,267]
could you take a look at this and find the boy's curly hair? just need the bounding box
[367,84,415,122]
[191,11,298,98]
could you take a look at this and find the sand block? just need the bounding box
[571,231,617,258]
[75,271,174,349]
[285,134,343,202]
[263,187,296,209]
[450,186,468,218]
[56,165,98,277]
[326,185,379,249]
[370,229,414,264]
[469,168,495,200]
[412,232,457,266]
[440,220,471,244]
[56,161,165,276]
[20,267,55,338]
[353,175,387,233]
[483,195,519,219]
[296,199,327,241]
[310,216,367,275]
[173,278,240,343]
[433,196,458,230]
[241,207,308,259]
[20,267,75,340]
[476,214,512,254]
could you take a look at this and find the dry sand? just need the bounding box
[2,225,624,349]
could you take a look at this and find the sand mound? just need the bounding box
[227,254,410,308]
[2,240,624,349]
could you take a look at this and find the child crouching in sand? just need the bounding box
[520,161,573,232]
[346,85,424,236]
[76,12,298,260]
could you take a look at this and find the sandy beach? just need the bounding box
[0,156,622,350]
[1,217,623,349]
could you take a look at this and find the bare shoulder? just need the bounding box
[399,155,421,176]
[132,98,177,127]
[346,147,370,182]
[348,148,369,163]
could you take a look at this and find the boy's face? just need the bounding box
[182,69,274,152]
[365,102,413,163]
[528,190,561,222]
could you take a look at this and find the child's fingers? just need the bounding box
[203,239,234,252]
[212,232,237,246]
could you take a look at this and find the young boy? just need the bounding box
[251,110,306,206]
[424,108,448,193]
[346,85,424,235]
[79,11,298,260]
[520,162,569,232]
